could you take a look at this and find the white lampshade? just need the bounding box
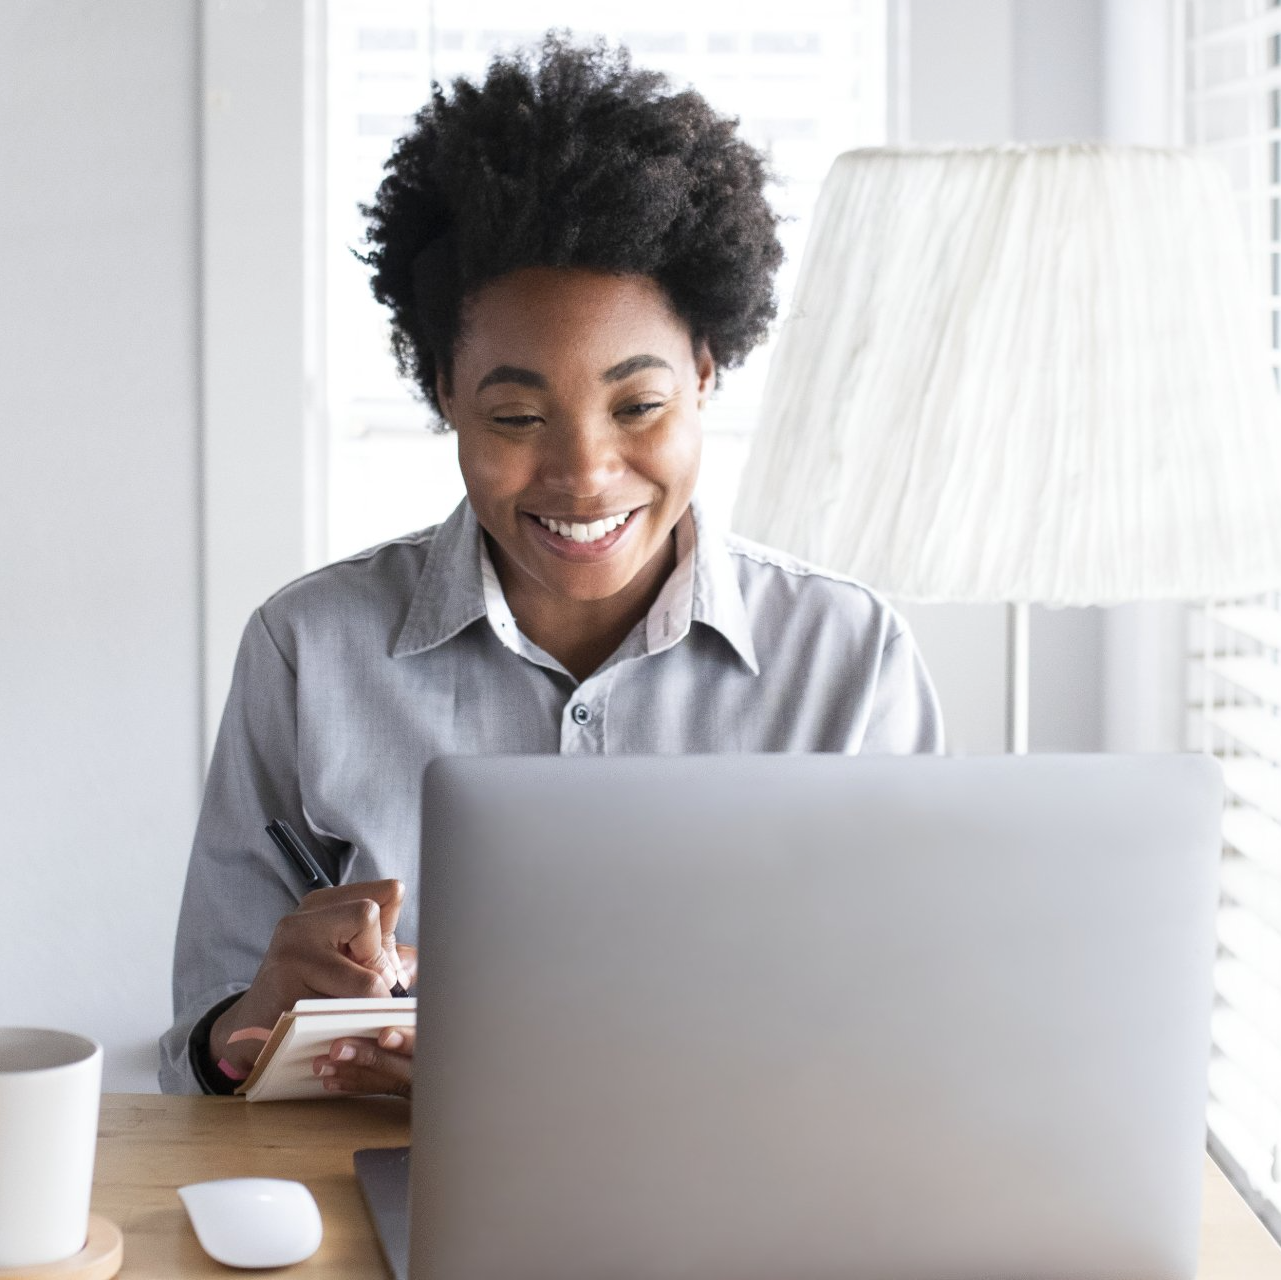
[733,144,1281,605]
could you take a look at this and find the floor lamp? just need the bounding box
[734,144,1281,752]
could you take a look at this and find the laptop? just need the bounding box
[356,752,1222,1280]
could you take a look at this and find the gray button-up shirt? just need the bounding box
[160,499,943,1093]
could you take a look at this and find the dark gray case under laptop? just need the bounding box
[354,1146,411,1280]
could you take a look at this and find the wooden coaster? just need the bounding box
[0,1216,123,1280]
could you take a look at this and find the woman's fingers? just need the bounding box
[312,878,409,991]
[378,1025,415,1054]
[298,879,405,932]
[277,885,405,993]
[312,1030,414,1098]
[274,947,395,1001]
[394,944,418,991]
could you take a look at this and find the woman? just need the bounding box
[160,34,943,1096]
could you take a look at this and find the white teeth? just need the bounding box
[536,510,632,543]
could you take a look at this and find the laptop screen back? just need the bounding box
[410,753,1221,1280]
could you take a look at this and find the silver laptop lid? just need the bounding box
[412,753,1222,1280]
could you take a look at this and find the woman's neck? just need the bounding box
[490,530,678,682]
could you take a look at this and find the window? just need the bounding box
[1183,0,1281,1240]
[323,0,888,559]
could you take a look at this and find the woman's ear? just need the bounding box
[435,369,453,426]
[694,340,715,408]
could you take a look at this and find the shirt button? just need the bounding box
[571,703,592,725]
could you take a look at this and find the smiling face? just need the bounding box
[439,267,714,648]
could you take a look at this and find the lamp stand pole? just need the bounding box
[1006,602,1030,755]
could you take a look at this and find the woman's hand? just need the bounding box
[208,879,417,1078]
[313,1025,416,1098]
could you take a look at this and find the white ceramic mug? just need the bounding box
[0,1028,103,1267]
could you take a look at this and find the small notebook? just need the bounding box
[235,997,417,1101]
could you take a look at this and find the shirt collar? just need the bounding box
[393,497,759,674]
[478,532,524,656]
[644,503,759,674]
[393,499,489,658]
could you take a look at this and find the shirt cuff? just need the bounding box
[187,992,249,1096]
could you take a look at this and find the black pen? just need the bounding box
[265,817,409,997]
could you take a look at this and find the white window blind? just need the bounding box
[1184,0,1281,1241]
[323,0,888,560]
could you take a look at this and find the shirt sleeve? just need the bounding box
[158,608,323,1094]
[860,625,945,755]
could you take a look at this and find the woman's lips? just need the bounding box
[522,508,640,559]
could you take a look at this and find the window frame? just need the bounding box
[1179,0,1281,1245]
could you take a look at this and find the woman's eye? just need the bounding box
[493,414,541,427]
[620,402,664,419]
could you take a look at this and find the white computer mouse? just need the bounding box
[178,1177,323,1268]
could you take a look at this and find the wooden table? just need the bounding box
[94,1094,408,1277]
[93,1093,1281,1277]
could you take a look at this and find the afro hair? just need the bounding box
[359,31,784,422]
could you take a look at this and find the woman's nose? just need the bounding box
[538,420,624,496]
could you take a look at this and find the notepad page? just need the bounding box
[238,999,417,1101]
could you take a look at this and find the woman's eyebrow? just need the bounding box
[475,365,547,394]
[601,354,674,382]
[475,354,673,394]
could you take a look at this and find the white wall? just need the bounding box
[0,1,202,1090]
[203,0,324,759]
